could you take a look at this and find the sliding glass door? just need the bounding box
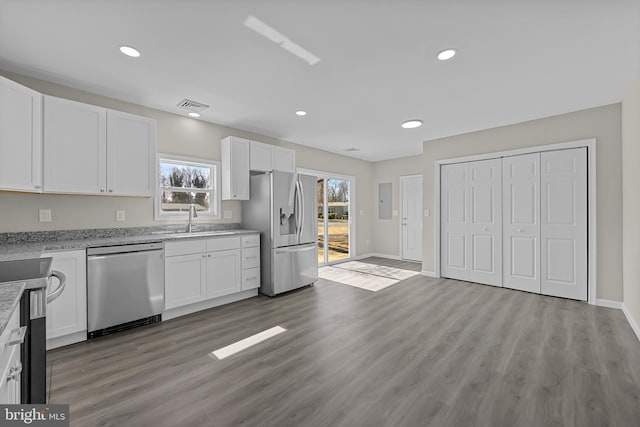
[315,173,354,265]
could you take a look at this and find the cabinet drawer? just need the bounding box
[242,247,260,269]
[241,267,261,290]
[207,236,240,252]
[241,234,260,248]
[165,239,206,257]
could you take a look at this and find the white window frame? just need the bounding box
[155,153,221,220]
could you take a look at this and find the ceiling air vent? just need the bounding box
[176,98,210,114]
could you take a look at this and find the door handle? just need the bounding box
[47,270,66,304]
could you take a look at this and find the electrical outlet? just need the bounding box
[392,210,399,216]
[223,211,232,219]
[39,209,51,223]
[366,239,370,246]
[116,210,126,221]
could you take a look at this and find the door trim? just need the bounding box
[399,174,423,262]
[298,168,357,262]
[434,138,597,304]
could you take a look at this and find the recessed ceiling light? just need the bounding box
[401,119,423,129]
[119,45,140,58]
[437,48,456,61]
[295,110,307,116]
[188,112,200,118]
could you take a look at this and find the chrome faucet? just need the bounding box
[187,204,198,232]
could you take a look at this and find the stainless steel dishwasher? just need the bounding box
[87,242,164,338]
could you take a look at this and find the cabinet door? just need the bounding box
[165,254,206,309]
[273,147,295,172]
[0,346,20,404]
[250,140,273,172]
[221,137,250,200]
[44,250,87,344]
[106,110,156,196]
[0,76,42,193]
[44,96,107,194]
[206,249,241,299]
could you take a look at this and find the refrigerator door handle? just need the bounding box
[297,179,305,239]
[275,243,317,254]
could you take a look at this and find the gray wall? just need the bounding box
[422,104,623,301]
[0,71,374,255]
[371,155,423,256]
[622,68,640,329]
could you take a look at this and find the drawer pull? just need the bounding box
[245,276,257,281]
[7,363,22,382]
[5,326,27,347]
[245,255,258,259]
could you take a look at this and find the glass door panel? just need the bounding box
[317,178,325,264]
[327,179,350,262]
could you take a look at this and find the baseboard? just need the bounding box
[421,270,437,278]
[163,289,259,321]
[47,330,87,350]
[622,304,640,342]
[595,299,623,309]
[357,253,402,261]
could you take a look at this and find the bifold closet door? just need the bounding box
[468,159,502,286]
[540,148,587,301]
[502,153,541,293]
[441,159,502,286]
[441,162,470,281]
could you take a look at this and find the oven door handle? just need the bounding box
[47,270,66,304]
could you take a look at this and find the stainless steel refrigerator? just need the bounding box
[242,171,318,296]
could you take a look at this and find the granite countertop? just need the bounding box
[0,226,261,262]
[0,281,26,336]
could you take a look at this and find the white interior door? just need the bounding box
[401,175,423,262]
[502,153,541,293]
[468,159,502,286]
[540,148,588,301]
[441,163,469,281]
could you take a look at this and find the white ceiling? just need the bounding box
[1,0,639,162]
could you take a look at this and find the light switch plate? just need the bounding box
[116,210,126,221]
[359,210,364,216]
[392,210,399,216]
[425,209,430,217]
[223,211,232,219]
[39,209,51,223]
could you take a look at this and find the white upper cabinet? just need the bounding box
[106,110,156,196]
[223,136,296,200]
[44,96,107,194]
[272,146,295,172]
[221,136,250,200]
[0,75,43,192]
[250,140,273,172]
[43,95,156,196]
[249,139,296,173]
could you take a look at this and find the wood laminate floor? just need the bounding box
[48,257,640,427]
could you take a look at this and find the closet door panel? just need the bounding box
[468,159,502,286]
[540,148,587,301]
[502,153,541,293]
[441,163,470,281]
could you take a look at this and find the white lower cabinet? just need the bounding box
[42,250,87,349]
[0,306,22,404]
[165,253,207,309]
[206,249,241,298]
[164,234,260,319]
